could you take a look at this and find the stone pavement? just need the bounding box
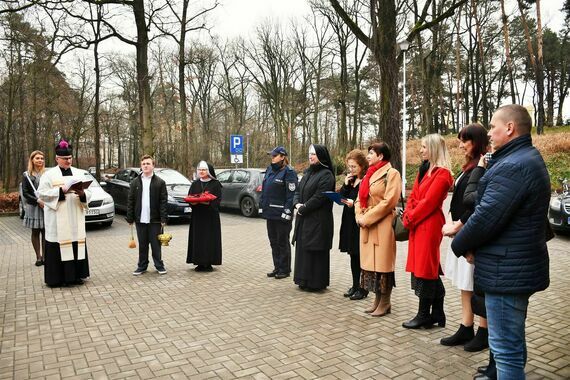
[0,206,569,380]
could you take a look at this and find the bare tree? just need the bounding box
[153,0,218,175]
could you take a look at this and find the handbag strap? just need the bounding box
[25,172,37,193]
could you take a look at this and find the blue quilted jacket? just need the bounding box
[451,134,550,294]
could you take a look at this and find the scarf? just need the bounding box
[358,160,389,209]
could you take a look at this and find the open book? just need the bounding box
[66,178,92,192]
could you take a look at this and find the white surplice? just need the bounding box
[38,166,92,261]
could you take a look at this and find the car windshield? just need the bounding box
[82,172,101,188]
[155,169,191,185]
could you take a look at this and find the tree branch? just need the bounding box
[328,0,371,48]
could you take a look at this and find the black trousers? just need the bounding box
[135,223,164,270]
[266,219,292,274]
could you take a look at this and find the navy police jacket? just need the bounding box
[451,134,550,294]
[259,164,298,221]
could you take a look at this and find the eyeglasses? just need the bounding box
[57,156,72,161]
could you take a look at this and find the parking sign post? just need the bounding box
[230,135,243,166]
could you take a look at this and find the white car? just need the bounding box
[19,169,115,227]
[80,170,115,226]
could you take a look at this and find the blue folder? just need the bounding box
[322,191,347,205]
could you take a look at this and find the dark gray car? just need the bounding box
[105,167,192,222]
[216,168,265,217]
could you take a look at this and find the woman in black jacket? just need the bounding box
[441,124,489,351]
[292,144,335,291]
[22,150,46,266]
[339,149,368,300]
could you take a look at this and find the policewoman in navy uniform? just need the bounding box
[260,146,298,279]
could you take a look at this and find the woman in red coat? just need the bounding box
[402,133,453,329]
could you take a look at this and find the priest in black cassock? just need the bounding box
[38,140,91,287]
[186,161,222,271]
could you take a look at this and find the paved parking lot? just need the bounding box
[0,205,569,379]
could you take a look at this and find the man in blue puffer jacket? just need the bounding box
[452,104,550,380]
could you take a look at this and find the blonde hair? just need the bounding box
[27,150,45,176]
[422,134,451,171]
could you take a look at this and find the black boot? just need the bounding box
[402,297,433,329]
[431,297,446,327]
[440,324,475,346]
[464,327,489,352]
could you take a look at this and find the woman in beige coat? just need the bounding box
[355,142,402,317]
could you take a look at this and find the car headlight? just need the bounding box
[102,197,114,206]
[550,198,561,209]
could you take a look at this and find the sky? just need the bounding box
[211,0,311,39]
[212,0,567,39]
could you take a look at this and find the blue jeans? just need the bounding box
[485,292,531,380]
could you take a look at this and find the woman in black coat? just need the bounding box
[292,144,335,291]
[186,161,222,271]
[339,149,369,300]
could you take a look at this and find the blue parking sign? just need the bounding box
[230,135,243,154]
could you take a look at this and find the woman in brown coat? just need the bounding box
[355,142,402,317]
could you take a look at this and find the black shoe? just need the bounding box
[440,324,475,346]
[267,270,277,277]
[464,327,489,352]
[35,260,44,267]
[274,273,289,279]
[476,366,488,374]
[203,265,214,272]
[70,279,84,285]
[349,288,369,300]
[133,268,147,276]
[343,287,357,297]
[473,374,494,380]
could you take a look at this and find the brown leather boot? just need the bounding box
[371,288,392,317]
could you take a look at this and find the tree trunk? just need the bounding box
[134,0,153,154]
[374,0,401,172]
[500,0,516,104]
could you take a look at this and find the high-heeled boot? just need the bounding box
[371,287,392,317]
[431,297,446,327]
[402,297,432,329]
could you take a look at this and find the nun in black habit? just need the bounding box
[186,161,222,271]
[292,144,335,291]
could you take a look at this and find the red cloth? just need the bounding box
[403,167,453,279]
[184,191,217,204]
[358,160,389,208]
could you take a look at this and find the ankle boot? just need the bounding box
[371,288,392,316]
[464,326,489,352]
[431,297,446,327]
[402,297,432,329]
[440,324,474,346]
